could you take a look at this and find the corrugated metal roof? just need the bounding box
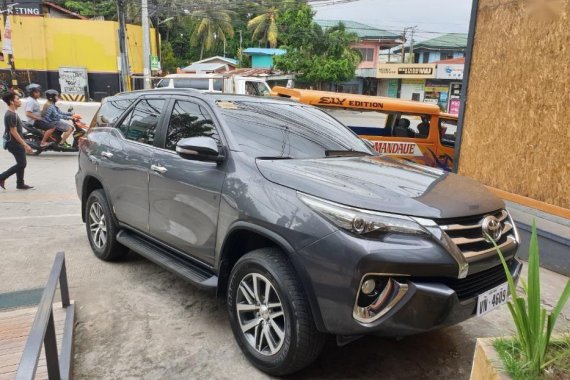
[243,48,287,56]
[195,56,238,65]
[414,33,468,50]
[315,19,400,40]
[181,63,227,72]
[434,57,465,64]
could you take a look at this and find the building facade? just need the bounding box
[0,6,157,100]
[315,20,402,94]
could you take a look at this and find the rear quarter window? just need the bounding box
[91,99,135,129]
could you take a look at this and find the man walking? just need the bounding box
[0,92,34,190]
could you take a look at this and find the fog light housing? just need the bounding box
[361,279,376,294]
[353,275,409,324]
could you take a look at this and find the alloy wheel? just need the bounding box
[236,273,286,356]
[89,201,107,249]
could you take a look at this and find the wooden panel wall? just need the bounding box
[459,0,570,210]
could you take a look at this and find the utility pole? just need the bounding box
[409,26,417,63]
[2,0,16,89]
[117,0,130,92]
[400,28,407,63]
[141,0,151,89]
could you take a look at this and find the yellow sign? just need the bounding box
[377,63,436,79]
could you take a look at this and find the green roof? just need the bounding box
[315,19,400,40]
[413,33,468,50]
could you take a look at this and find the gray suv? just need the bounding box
[76,89,521,375]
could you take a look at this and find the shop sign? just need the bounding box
[151,55,161,71]
[449,99,461,115]
[59,67,88,95]
[436,63,464,80]
[377,63,436,79]
[6,0,42,16]
[447,82,463,115]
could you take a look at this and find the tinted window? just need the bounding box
[440,118,457,147]
[217,101,372,159]
[245,81,270,96]
[321,108,430,139]
[116,99,165,145]
[165,100,219,151]
[389,114,430,139]
[173,78,209,90]
[91,99,135,129]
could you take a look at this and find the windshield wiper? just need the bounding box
[324,150,373,158]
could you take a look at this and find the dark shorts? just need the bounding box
[49,121,72,132]
[33,120,53,131]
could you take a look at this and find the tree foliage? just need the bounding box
[54,0,361,85]
[274,4,360,88]
[190,5,235,60]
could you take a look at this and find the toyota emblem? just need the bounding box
[482,216,502,241]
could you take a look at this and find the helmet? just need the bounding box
[26,83,41,96]
[45,89,59,102]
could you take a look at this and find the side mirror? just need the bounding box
[68,106,74,113]
[176,136,224,163]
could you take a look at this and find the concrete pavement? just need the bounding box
[0,149,569,379]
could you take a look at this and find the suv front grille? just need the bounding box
[436,209,518,262]
[422,260,513,300]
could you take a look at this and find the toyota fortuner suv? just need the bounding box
[76,89,521,376]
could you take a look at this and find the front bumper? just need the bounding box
[296,229,520,336]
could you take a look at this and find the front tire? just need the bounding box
[227,248,325,376]
[85,189,128,261]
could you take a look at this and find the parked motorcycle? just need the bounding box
[23,107,88,155]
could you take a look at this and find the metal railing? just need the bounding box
[16,252,75,380]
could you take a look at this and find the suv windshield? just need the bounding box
[217,100,373,159]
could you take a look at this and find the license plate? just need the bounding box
[476,282,509,316]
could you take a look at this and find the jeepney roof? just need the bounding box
[271,87,442,115]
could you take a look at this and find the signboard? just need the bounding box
[2,18,12,55]
[448,82,463,115]
[7,0,42,16]
[377,63,436,79]
[436,63,464,80]
[58,67,88,101]
[151,55,161,71]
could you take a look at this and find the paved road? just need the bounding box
[1,148,569,379]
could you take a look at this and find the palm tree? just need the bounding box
[190,6,235,60]
[247,6,279,48]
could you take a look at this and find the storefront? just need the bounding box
[376,63,436,101]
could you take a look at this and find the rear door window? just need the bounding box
[90,99,135,129]
[116,98,166,145]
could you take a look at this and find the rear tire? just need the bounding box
[85,189,128,261]
[227,248,326,376]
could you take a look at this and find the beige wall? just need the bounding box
[459,0,570,210]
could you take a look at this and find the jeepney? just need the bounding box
[271,86,458,171]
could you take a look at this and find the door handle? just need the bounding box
[101,151,113,158]
[151,164,168,174]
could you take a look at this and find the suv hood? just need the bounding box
[256,156,504,219]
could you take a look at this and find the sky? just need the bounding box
[312,0,473,41]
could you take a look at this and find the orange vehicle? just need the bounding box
[271,86,458,171]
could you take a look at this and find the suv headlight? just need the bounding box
[298,193,429,238]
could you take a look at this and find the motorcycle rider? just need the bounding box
[24,84,55,148]
[42,89,74,148]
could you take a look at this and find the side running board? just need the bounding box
[116,229,218,291]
